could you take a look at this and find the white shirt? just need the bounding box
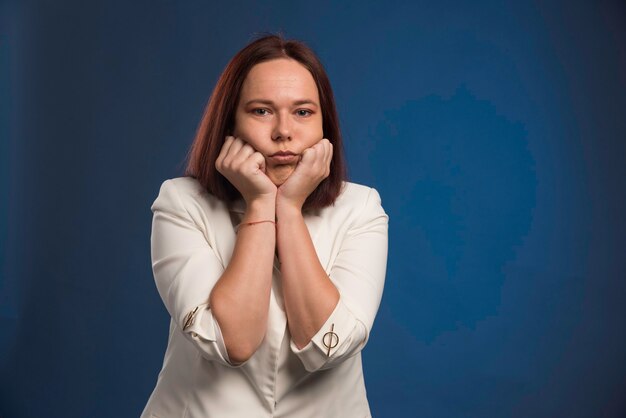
[141,177,388,418]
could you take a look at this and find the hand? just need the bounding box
[276,138,333,211]
[215,136,277,204]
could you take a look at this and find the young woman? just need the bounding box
[142,34,388,418]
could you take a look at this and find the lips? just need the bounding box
[270,151,296,157]
[268,150,298,164]
[269,153,299,164]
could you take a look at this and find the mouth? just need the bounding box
[270,150,296,157]
[269,150,298,164]
[269,154,299,164]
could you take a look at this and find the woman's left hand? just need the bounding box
[276,138,333,211]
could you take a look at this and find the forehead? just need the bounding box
[240,58,319,100]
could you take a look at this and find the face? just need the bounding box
[233,58,324,186]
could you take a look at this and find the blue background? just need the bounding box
[1,0,625,417]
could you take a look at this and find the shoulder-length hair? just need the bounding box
[184,33,347,211]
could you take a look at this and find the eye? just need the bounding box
[252,108,270,116]
[296,109,313,117]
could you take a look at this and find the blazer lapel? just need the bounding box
[208,198,242,269]
[301,208,332,273]
[302,210,323,259]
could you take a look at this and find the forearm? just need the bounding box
[209,198,276,363]
[276,204,340,349]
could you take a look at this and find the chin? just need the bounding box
[269,166,294,186]
[270,175,288,187]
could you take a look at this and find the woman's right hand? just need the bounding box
[215,136,277,204]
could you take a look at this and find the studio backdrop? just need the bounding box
[1,1,625,417]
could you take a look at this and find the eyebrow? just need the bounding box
[244,99,319,108]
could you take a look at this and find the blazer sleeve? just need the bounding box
[289,186,389,372]
[150,179,248,368]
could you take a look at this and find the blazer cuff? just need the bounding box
[289,297,361,372]
[182,303,247,368]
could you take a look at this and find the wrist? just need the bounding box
[275,200,303,221]
[245,195,276,222]
[275,192,304,214]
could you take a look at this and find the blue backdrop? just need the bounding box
[1,0,625,417]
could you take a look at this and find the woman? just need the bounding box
[141,34,388,418]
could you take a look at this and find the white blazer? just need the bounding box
[141,177,388,418]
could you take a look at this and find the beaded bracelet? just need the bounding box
[236,219,276,233]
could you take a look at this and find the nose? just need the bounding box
[271,113,292,141]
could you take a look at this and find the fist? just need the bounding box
[215,136,277,203]
[277,138,333,210]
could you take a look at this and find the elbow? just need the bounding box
[224,340,260,365]
[208,288,266,366]
[227,351,251,365]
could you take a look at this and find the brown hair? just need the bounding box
[184,33,347,211]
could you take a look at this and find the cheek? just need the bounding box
[300,119,323,138]
[233,119,266,147]
[306,125,324,145]
[313,120,324,139]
